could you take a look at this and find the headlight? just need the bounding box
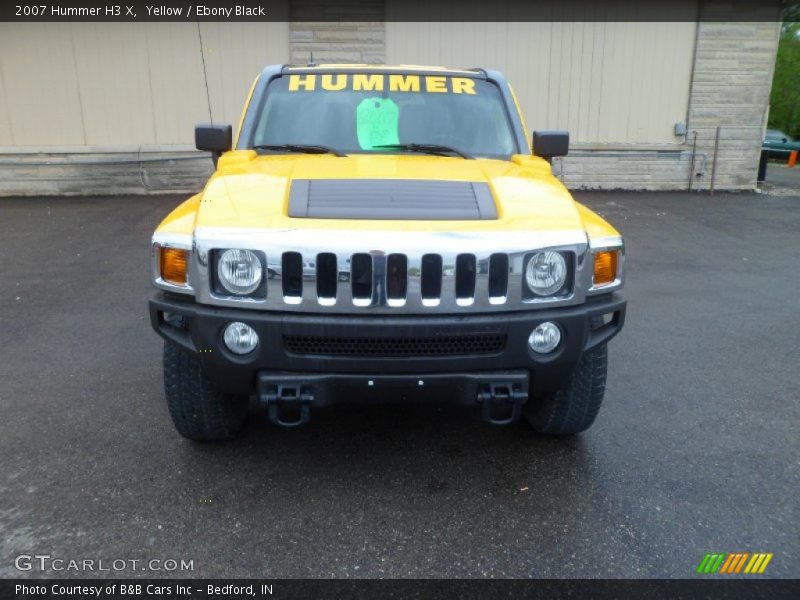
[217,249,262,295]
[525,251,567,296]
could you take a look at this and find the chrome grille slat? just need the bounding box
[191,229,592,314]
[265,255,280,301]
[335,253,354,307]
[475,256,491,306]
[439,253,459,310]
[293,252,313,305]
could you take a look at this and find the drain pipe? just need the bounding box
[709,126,721,196]
[688,131,698,192]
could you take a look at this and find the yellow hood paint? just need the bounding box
[574,202,622,241]
[157,155,618,237]
[156,152,619,241]
[155,193,201,236]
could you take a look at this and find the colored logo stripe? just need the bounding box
[697,553,725,574]
[744,553,773,574]
[697,553,773,574]
[719,553,749,573]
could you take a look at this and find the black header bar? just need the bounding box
[0,0,791,23]
[3,579,800,600]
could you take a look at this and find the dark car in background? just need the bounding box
[763,129,800,158]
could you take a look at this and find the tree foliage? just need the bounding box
[769,6,800,138]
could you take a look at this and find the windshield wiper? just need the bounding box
[253,144,346,157]
[371,143,473,159]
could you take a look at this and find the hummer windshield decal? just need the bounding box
[250,72,516,158]
[287,73,478,94]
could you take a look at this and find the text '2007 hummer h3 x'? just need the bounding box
[149,65,627,441]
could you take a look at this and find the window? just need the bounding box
[249,72,518,158]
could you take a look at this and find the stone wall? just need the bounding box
[0,150,212,196]
[558,2,781,191]
[684,10,782,191]
[289,0,385,65]
[554,148,698,192]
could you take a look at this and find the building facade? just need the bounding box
[0,0,782,195]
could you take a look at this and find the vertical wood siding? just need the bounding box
[386,13,697,145]
[0,19,289,147]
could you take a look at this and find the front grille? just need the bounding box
[283,333,507,357]
[267,251,515,309]
[193,228,591,314]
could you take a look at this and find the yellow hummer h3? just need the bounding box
[149,65,626,440]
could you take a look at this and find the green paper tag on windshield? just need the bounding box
[356,97,400,150]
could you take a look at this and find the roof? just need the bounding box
[282,64,486,77]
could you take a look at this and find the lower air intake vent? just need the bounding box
[283,334,507,357]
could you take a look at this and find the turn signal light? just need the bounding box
[593,251,618,286]
[159,246,189,285]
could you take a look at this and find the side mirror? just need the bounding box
[195,123,232,153]
[782,137,788,143]
[532,130,569,160]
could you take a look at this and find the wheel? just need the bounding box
[523,342,608,435]
[163,338,248,441]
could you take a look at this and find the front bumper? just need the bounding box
[149,292,626,399]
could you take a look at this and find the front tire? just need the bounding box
[163,339,248,441]
[523,342,608,435]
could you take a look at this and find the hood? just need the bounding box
[193,151,585,234]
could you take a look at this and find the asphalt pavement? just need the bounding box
[764,162,800,190]
[0,190,798,578]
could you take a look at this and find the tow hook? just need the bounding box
[477,382,527,425]
[262,384,313,427]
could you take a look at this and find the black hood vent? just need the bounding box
[288,179,498,220]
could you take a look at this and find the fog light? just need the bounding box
[223,322,259,355]
[528,322,561,354]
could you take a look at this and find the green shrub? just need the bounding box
[769,13,800,138]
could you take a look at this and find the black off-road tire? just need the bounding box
[163,339,249,441]
[523,342,608,435]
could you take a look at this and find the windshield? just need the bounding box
[249,72,518,158]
